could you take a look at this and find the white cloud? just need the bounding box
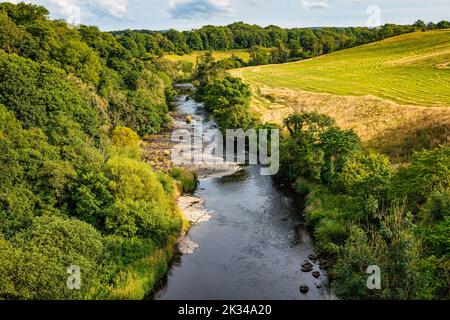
[168,0,233,20]
[1,0,130,22]
[92,0,128,19]
[301,0,330,10]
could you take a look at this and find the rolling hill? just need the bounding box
[231,30,450,161]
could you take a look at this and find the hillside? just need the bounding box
[232,30,450,161]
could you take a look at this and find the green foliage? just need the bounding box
[0,52,105,140]
[333,206,423,300]
[201,75,258,131]
[249,45,271,66]
[112,126,140,147]
[105,156,181,242]
[170,167,198,194]
[281,110,450,300]
[111,126,141,159]
[203,76,251,112]
[0,216,104,300]
[0,3,183,300]
[334,152,392,199]
[419,190,450,258]
[390,147,450,210]
[193,51,223,87]
[279,112,360,184]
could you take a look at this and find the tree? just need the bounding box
[203,76,251,112]
[335,152,392,199]
[249,45,271,66]
[437,20,450,29]
[390,147,450,211]
[194,51,221,87]
[284,112,336,145]
[413,20,427,31]
[270,40,291,64]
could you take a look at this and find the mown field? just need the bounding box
[233,30,450,107]
[231,30,450,161]
[165,50,250,65]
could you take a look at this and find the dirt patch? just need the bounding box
[437,61,450,69]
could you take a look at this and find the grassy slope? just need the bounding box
[165,50,250,65]
[233,30,450,107]
[231,30,450,161]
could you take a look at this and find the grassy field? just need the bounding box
[233,30,450,107]
[231,30,450,161]
[165,50,250,65]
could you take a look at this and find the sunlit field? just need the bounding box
[166,50,250,65]
[233,30,450,108]
[232,30,450,161]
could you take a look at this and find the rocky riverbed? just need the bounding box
[152,86,334,300]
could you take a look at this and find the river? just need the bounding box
[153,89,333,300]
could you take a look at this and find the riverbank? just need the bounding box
[151,86,333,300]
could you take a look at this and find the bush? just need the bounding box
[112,126,140,148]
[104,156,182,243]
[315,218,347,254]
[390,147,450,211]
[170,167,197,194]
[0,216,104,300]
[203,76,251,113]
[334,152,392,199]
[333,205,422,300]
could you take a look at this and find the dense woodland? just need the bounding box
[114,19,450,64]
[0,2,197,299]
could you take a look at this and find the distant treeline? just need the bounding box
[112,20,450,62]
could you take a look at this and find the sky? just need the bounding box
[2,0,450,31]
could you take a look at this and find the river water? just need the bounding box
[153,91,333,300]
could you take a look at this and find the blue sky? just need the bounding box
[3,0,450,31]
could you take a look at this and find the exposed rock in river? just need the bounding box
[177,233,199,255]
[178,196,211,224]
[300,285,309,294]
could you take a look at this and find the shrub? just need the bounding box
[170,167,197,194]
[112,126,140,148]
[104,156,181,243]
[0,216,104,300]
[390,147,450,211]
[333,205,422,300]
[334,151,392,199]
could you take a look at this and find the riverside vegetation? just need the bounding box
[193,46,449,299]
[0,2,196,299]
[0,2,448,300]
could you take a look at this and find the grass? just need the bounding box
[231,30,450,161]
[233,30,450,107]
[109,238,176,300]
[165,50,250,65]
